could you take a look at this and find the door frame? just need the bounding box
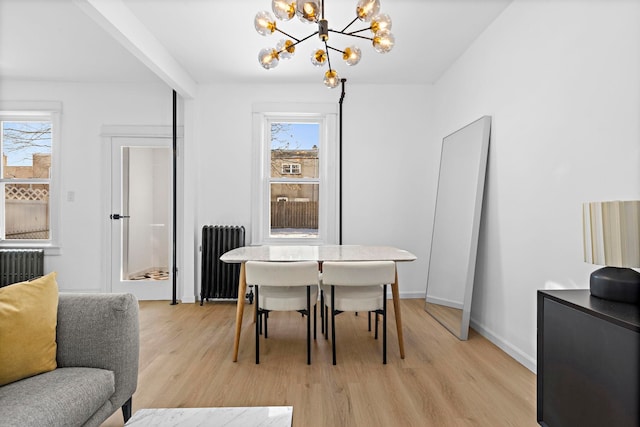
[101,125,181,297]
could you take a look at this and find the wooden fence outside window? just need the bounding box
[270,201,318,229]
[4,186,49,239]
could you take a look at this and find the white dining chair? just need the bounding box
[320,261,396,365]
[245,261,319,365]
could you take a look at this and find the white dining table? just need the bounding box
[220,245,417,362]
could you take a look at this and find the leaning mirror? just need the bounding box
[425,116,491,340]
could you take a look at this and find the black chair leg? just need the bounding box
[320,290,324,334]
[383,284,387,365]
[264,311,269,339]
[375,312,379,339]
[324,305,329,340]
[122,397,132,422]
[313,303,317,340]
[331,285,337,365]
[368,311,372,331]
[307,286,311,364]
[255,285,260,364]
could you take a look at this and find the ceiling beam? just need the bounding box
[73,0,197,98]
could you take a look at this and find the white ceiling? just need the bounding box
[0,0,512,87]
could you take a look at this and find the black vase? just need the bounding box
[590,266,640,304]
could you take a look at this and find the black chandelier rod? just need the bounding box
[340,16,359,33]
[325,40,333,71]
[275,28,301,42]
[326,45,345,54]
[344,27,373,36]
[275,29,319,50]
[328,29,374,41]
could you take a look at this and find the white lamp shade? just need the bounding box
[583,200,640,268]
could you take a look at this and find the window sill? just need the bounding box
[259,237,326,246]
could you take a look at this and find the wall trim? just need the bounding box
[425,296,464,310]
[470,317,536,373]
[100,124,183,138]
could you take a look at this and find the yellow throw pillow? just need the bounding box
[0,272,59,386]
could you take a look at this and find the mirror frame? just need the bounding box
[424,116,491,340]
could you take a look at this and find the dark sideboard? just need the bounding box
[537,289,640,427]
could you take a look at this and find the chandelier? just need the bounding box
[254,0,395,88]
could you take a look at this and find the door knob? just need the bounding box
[110,214,131,220]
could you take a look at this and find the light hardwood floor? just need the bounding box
[101,299,536,426]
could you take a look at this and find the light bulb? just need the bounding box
[371,13,392,33]
[258,48,280,69]
[310,49,327,66]
[373,29,394,53]
[254,11,276,36]
[277,39,295,59]
[296,0,321,23]
[356,0,380,22]
[324,70,340,89]
[272,0,295,20]
[343,46,361,66]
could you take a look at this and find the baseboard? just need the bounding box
[470,318,536,373]
[181,294,196,303]
[398,291,426,299]
[425,296,464,310]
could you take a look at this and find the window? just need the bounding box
[252,104,338,245]
[0,103,60,249]
[281,163,301,175]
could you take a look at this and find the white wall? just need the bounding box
[434,0,640,371]
[193,82,436,300]
[0,80,173,292]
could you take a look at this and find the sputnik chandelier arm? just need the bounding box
[254,0,395,88]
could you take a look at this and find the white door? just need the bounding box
[109,137,172,300]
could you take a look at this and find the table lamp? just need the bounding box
[583,200,640,303]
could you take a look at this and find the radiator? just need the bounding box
[0,249,45,287]
[200,225,245,304]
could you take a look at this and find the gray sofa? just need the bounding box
[0,293,139,427]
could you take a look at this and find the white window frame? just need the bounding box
[251,103,339,245]
[0,101,61,252]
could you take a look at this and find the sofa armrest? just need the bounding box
[56,293,139,412]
